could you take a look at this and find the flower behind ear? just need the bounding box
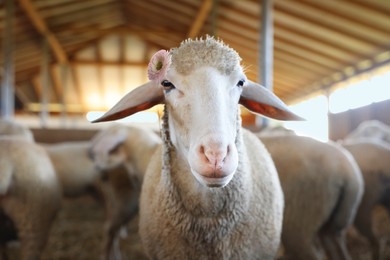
[148,50,171,82]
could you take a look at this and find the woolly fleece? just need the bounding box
[170,36,241,75]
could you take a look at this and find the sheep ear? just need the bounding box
[92,81,164,123]
[239,80,304,121]
[92,126,128,154]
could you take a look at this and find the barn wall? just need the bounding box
[328,99,390,141]
[31,128,99,143]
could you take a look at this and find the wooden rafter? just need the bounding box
[19,0,68,63]
[188,0,213,38]
[71,60,149,66]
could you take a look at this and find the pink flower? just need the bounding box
[148,50,171,82]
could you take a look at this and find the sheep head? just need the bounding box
[93,36,302,187]
[89,124,129,171]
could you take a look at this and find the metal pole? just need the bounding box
[260,0,274,91]
[60,63,68,127]
[40,37,50,127]
[257,0,274,127]
[1,0,15,119]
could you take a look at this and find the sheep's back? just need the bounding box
[44,142,99,197]
[260,135,363,235]
[343,141,390,204]
[0,138,61,200]
[0,138,62,225]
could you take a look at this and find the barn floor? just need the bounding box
[5,196,390,260]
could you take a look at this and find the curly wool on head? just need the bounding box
[170,36,242,75]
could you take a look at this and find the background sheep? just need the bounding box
[88,123,161,259]
[43,141,103,200]
[93,37,301,259]
[343,120,390,144]
[89,123,161,181]
[0,137,62,260]
[0,118,34,142]
[95,165,141,260]
[256,125,296,137]
[342,141,390,260]
[42,138,140,260]
[259,134,364,260]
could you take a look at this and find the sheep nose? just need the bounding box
[200,144,229,169]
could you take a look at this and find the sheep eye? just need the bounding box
[109,143,121,155]
[237,79,245,87]
[161,80,176,92]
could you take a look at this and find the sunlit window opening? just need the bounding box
[329,70,390,113]
[282,68,390,142]
[283,95,329,142]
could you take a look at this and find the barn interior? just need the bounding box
[1,0,390,259]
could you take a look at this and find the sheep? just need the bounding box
[89,123,162,180]
[256,125,296,137]
[344,120,390,144]
[258,134,364,260]
[92,36,302,259]
[342,140,390,260]
[88,124,161,260]
[0,136,62,260]
[95,164,142,260]
[0,118,34,142]
[41,139,136,260]
[43,141,103,200]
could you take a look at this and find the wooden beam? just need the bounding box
[71,60,149,67]
[19,0,68,63]
[188,0,213,38]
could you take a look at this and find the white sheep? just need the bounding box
[259,134,364,260]
[41,139,134,260]
[0,136,62,260]
[93,36,302,259]
[89,123,162,180]
[344,120,390,144]
[95,165,141,260]
[0,118,34,142]
[342,140,390,260]
[88,124,161,260]
[256,125,296,137]
[43,141,103,199]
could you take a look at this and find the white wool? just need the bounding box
[170,36,241,75]
[0,137,62,259]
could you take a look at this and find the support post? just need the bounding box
[40,38,50,127]
[256,0,274,128]
[60,63,69,127]
[1,0,15,119]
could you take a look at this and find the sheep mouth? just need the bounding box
[191,170,234,188]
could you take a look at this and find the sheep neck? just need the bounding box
[160,105,250,216]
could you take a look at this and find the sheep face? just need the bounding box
[163,66,244,187]
[89,126,128,171]
[92,37,302,187]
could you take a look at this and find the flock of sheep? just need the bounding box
[0,37,390,260]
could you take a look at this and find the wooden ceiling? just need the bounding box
[1,0,390,115]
